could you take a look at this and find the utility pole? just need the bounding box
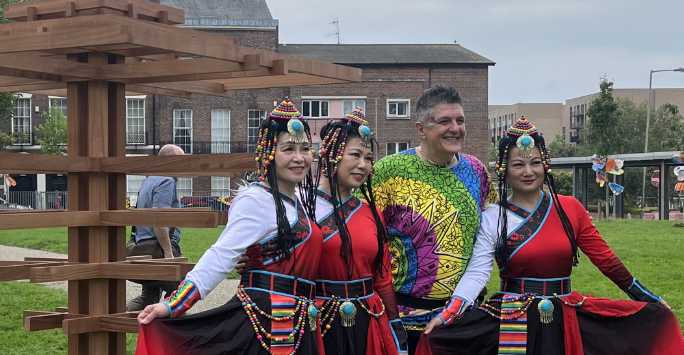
[331,18,341,44]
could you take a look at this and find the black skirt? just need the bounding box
[136,289,321,355]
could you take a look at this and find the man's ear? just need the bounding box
[415,121,425,138]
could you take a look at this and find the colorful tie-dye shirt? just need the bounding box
[372,149,496,328]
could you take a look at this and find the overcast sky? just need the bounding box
[267,0,684,105]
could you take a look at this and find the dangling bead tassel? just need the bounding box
[308,303,319,332]
[537,298,554,324]
[339,301,357,327]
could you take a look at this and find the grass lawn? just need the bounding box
[0,220,683,353]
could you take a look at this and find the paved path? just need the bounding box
[0,245,239,314]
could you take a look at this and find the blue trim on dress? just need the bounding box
[508,192,553,260]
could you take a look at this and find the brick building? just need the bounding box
[0,0,494,203]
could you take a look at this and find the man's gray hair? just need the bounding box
[158,144,185,156]
[415,85,463,123]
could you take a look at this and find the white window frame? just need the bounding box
[126,97,146,145]
[126,175,146,207]
[247,109,266,152]
[386,142,409,155]
[211,109,231,154]
[211,176,231,197]
[12,96,32,145]
[343,99,367,115]
[301,100,329,118]
[386,99,410,119]
[173,109,193,154]
[48,96,68,117]
[176,177,193,199]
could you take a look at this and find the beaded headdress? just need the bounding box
[254,98,309,181]
[495,116,550,178]
[319,107,374,177]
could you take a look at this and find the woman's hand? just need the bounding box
[423,315,445,334]
[137,303,170,325]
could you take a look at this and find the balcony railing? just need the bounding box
[158,141,256,154]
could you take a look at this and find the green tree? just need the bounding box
[648,103,684,152]
[36,108,67,154]
[585,80,620,155]
[548,134,576,158]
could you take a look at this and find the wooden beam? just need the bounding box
[63,314,139,334]
[0,152,98,174]
[100,210,219,228]
[0,261,73,281]
[4,0,184,24]
[100,154,256,176]
[29,262,185,282]
[24,311,85,332]
[0,211,100,230]
[0,16,130,54]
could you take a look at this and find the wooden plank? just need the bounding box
[24,311,79,332]
[0,152,98,173]
[0,262,72,281]
[4,0,184,24]
[25,257,69,262]
[29,262,183,282]
[100,154,256,176]
[100,210,219,228]
[0,211,100,230]
[0,82,65,92]
[0,16,130,54]
[127,84,191,98]
[63,315,140,334]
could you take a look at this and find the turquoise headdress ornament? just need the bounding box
[496,116,550,178]
[345,107,373,142]
[508,116,538,159]
[269,98,307,143]
[255,98,307,180]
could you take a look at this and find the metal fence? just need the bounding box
[0,191,68,210]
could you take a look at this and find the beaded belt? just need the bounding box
[315,278,374,299]
[316,278,385,333]
[501,277,571,296]
[240,270,316,299]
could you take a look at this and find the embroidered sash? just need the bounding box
[316,191,363,241]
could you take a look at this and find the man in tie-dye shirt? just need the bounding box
[372,85,496,353]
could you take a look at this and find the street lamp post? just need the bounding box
[641,67,684,214]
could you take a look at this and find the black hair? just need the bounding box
[318,120,387,276]
[494,133,579,270]
[259,117,317,260]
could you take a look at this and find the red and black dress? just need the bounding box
[419,193,683,355]
[136,183,324,355]
[315,190,406,354]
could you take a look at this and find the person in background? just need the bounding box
[127,144,185,312]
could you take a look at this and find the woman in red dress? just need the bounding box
[418,116,683,355]
[135,99,323,355]
[314,108,408,354]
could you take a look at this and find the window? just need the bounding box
[386,142,409,155]
[126,98,145,144]
[173,109,192,154]
[302,100,329,118]
[387,99,410,119]
[48,97,67,117]
[126,175,146,207]
[247,109,266,152]
[176,177,193,199]
[343,99,366,115]
[211,176,231,197]
[211,109,231,153]
[12,97,31,145]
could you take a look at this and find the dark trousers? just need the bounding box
[126,238,182,293]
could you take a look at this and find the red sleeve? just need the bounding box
[373,241,399,319]
[567,196,634,291]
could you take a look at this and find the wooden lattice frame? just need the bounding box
[0,1,361,354]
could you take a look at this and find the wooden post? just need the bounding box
[66,52,127,355]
